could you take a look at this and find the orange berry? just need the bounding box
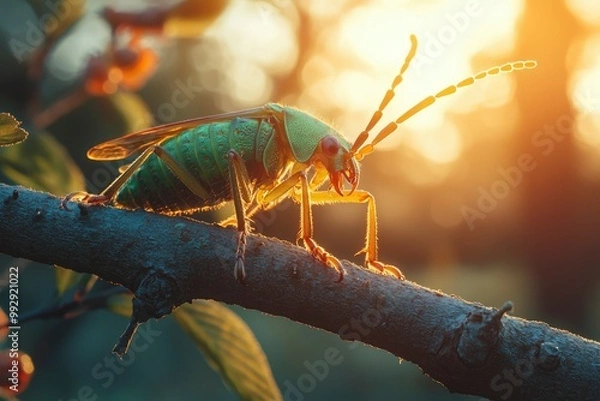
[84,55,112,96]
[117,47,159,91]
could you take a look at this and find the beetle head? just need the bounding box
[314,134,359,196]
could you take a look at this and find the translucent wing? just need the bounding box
[87,106,271,161]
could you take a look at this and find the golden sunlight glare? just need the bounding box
[321,0,524,166]
[567,0,600,27]
[570,34,600,153]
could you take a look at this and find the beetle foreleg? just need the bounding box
[297,173,344,282]
[256,171,344,281]
[306,190,405,280]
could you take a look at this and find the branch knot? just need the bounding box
[456,302,512,367]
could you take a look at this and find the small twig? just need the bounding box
[113,315,140,357]
[3,286,128,327]
[32,88,89,130]
[492,300,514,322]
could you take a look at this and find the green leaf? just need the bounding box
[54,266,82,297]
[0,131,84,195]
[106,292,133,318]
[0,113,28,147]
[174,300,282,401]
[54,271,99,299]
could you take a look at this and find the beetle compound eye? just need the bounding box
[322,135,341,157]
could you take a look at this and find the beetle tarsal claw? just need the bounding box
[234,231,247,284]
[234,258,247,284]
[302,238,345,282]
[60,191,110,210]
[367,260,405,280]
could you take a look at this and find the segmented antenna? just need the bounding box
[350,34,418,154]
[352,35,537,161]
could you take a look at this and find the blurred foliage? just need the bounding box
[105,292,134,318]
[174,301,282,401]
[54,266,81,297]
[0,113,28,147]
[0,130,83,195]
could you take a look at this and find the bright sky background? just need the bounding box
[203,0,526,165]
[195,0,600,172]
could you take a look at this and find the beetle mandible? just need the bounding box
[63,35,536,283]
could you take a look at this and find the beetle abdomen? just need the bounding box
[114,117,282,214]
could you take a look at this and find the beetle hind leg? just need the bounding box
[60,144,193,210]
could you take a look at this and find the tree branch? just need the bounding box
[0,184,598,401]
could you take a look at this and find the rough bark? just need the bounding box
[0,184,598,401]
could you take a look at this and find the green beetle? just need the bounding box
[63,35,536,283]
